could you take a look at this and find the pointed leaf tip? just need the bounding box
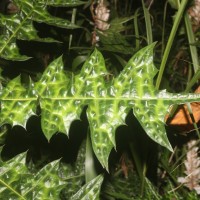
[70,174,104,200]
[1,43,200,170]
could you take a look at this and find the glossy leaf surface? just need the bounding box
[0,77,37,127]
[70,174,104,200]
[60,141,85,199]
[60,141,103,199]
[0,141,87,199]
[0,153,65,199]
[0,0,82,60]
[1,44,200,170]
[39,0,87,7]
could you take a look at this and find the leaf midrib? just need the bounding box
[2,95,200,102]
[0,8,34,55]
[0,179,26,200]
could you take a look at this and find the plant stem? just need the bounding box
[85,129,98,183]
[186,103,200,139]
[184,13,199,73]
[185,69,200,92]
[134,8,140,50]
[161,1,168,56]
[69,8,77,50]
[142,0,153,45]
[155,0,189,90]
[129,142,146,195]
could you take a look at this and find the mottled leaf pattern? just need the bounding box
[0,153,65,199]
[1,44,200,170]
[70,174,104,200]
[34,56,72,139]
[0,0,83,60]
[39,0,87,7]
[60,141,85,199]
[0,140,102,199]
[0,77,37,128]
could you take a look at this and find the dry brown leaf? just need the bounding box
[166,86,200,132]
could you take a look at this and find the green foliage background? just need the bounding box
[0,0,200,199]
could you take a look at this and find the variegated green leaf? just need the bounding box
[1,44,200,170]
[60,140,85,199]
[0,0,83,60]
[39,0,87,7]
[0,152,65,199]
[34,56,72,139]
[0,77,37,128]
[98,16,135,54]
[70,174,104,200]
